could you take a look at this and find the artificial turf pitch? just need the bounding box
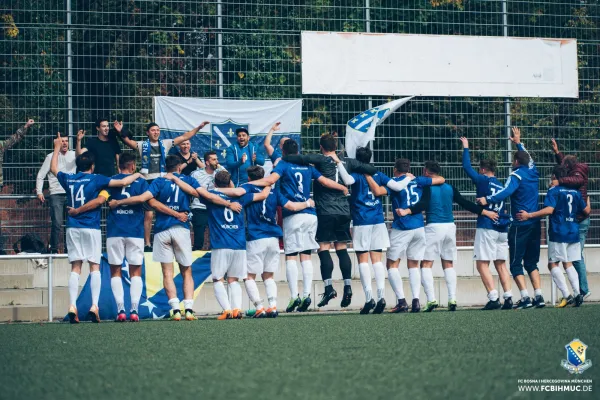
[0,305,598,400]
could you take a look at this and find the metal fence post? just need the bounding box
[48,255,53,322]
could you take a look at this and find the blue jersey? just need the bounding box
[57,172,111,229]
[349,172,390,226]
[204,190,252,250]
[270,148,282,163]
[389,176,431,231]
[105,174,149,239]
[273,160,321,218]
[426,184,455,224]
[462,149,511,232]
[545,185,586,243]
[487,143,539,226]
[241,183,283,241]
[147,174,199,234]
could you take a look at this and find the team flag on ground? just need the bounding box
[345,97,413,158]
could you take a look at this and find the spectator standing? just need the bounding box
[76,118,122,177]
[190,151,226,250]
[225,127,265,186]
[36,131,76,253]
[1,119,34,187]
[171,139,204,175]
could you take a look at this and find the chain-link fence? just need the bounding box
[1,1,599,252]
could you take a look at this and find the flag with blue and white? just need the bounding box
[345,97,413,158]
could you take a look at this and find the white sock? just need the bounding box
[68,271,79,306]
[372,262,386,300]
[520,289,530,299]
[130,276,142,312]
[534,288,543,297]
[229,281,242,310]
[183,299,194,310]
[286,260,299,298]
[264,278,277,308]
[565,267,580,296]
[421,268,435,302]
[443,268,457,302]
[168,297,180,311]
[488,289,499,302]
[408,268,421,300]
[245,279,262,308]
[90,271,101,307]
[324,278,333,286]
[213,281,231,311]
[358,263,373,302]
[110,277,125,312]
[551,268,570,298]
[387,268,404,300]
[503,290,513,299]
[301,260,313,298]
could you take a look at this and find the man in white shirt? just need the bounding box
[190,151,226,250]
[36,132,76,253]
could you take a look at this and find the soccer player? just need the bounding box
[335,148,415,314]
[398,160,498,312]
[67,153,187,321]
[50,133,142,323]
[477,127,545,309]
[284,134,377,309]
[370,158,444,313]
[250,139,348,313]
[110,155,239,321]
[516,166,590,307]
[551,138,591,299]
[460,137,513,310]
[114,120,209,251]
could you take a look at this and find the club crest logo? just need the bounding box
[561,339,592,374]
[211,119,249,161]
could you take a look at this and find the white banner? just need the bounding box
[301,31,578,98]
[154,97,302,173]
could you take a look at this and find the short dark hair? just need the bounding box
[165,155,181,172]
[247,166,265,181]
[355,147,372,164]
[282,139,299,155]
[394,158,410,173]
[424,160,441,175]
[319,134,337,152]
[235,127,249,136]
[553,165,568,180]
[479,159,497,173]
[513,150,530,167]
[76,152,95,172]
[214,170,231,188]
[146,122,159,132]
[119,152,137,170]
[204,151,217,162]
[563,155,578,170]
[95,118,108,128]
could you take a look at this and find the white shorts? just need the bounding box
[211,248,247,280]
[387,227,426,261]
[353,223,390,252]
[153,227,193,266]
[473,229,508,261]
[66,228,102,264]
[423,223,457,261]
[107,237,145,265]
[282,213,318,254]
[548,241,581,263]
[247,238,280,275]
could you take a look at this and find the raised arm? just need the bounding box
[264,122,280,157]
[147,198,188,222]
[68,192,108,216]
[282,198,315,213]
[1,119,32,152]
[113,121,138,151]
[110,191,154,208]
[551,138,565,165]
[365,174,387,197]
[460,138,480,183]
[335,160,355,185]
[75,129,86,155]
[108,172,143,188]
[174,121,209,146]
[50,133,62,176]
